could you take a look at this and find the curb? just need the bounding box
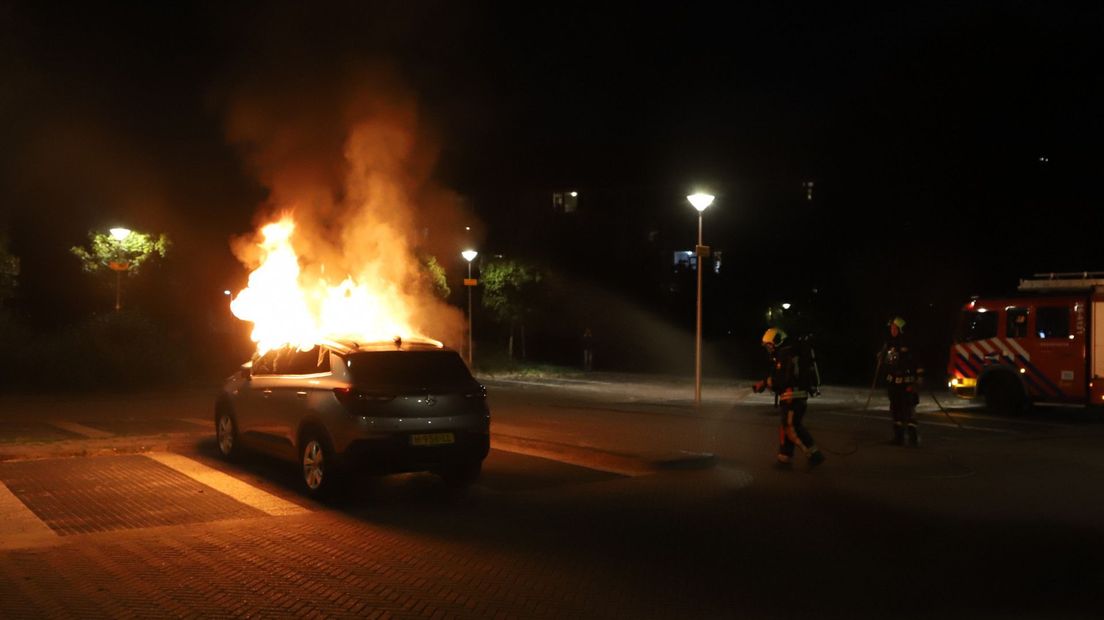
[0,432,200,462]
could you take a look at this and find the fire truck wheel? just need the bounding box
[984,374,1026,415]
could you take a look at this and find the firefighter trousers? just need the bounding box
[888,385,919,444]
[777,398,816,460]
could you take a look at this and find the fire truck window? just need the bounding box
[1006,307,1029,338]
[1036,307,1070,339]
[955,310,997,342]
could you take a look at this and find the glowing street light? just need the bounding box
[108,227,134,311]
[462,250,478,366]
[109,227,132,241]
[687,193,714,406]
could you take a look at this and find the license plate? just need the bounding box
[410,432,455,446]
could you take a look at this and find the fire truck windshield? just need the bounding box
[955,310,998,342]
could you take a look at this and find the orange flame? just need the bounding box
[230,215,431,354]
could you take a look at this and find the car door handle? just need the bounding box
[296,391,308,399]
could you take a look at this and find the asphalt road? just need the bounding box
[1,374,1102,618]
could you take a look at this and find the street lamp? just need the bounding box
[461,250,478,367]
[108,227,133,311]
[687,193,714,406]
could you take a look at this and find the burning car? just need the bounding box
[214,337,490,497]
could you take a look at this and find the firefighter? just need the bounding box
[882,317,923,446]
[753,327,826,469]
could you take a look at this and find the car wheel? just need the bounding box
[215,405,241,460]
[300,432,338,497]
[441,461,482,488]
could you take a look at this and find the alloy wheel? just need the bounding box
[217,413,235,456]
[302,440,325,490]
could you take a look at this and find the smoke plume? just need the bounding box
[224,61,473,350]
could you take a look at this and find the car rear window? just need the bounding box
[345,350,474,389]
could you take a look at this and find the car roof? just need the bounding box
[318,337,448,355]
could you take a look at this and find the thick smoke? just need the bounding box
[224,63,472,350]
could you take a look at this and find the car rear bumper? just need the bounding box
[339,431,490,474]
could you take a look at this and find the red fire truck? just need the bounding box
[947,273,1104,412]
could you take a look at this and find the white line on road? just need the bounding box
[47,420,114,439]
[144,452,308,516]
[0,482,59,549]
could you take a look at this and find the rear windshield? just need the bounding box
[955,310,998,342]
[345,350,474,389]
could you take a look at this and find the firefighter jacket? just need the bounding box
[883,335,919,385]
[764,343,812,402]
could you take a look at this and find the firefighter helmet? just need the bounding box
[888,316,906,332]
[762,327,787,347]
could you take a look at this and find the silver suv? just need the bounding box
[215,338,490,496]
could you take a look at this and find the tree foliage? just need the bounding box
[481,258,544,324]
[418,253,450,299]
[70,230,170,276]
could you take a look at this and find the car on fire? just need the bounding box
[214,337,490,497]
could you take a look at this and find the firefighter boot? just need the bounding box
[808,448,826,468]
[907,424,920,447]
[891,424,905,446]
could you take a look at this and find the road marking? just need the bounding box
[179,418,212,428]
[144,453,308,516]
[491,436,650,477]
[0,482,59,549]
[46,420,113,439]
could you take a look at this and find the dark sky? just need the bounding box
[1,1,1101,350]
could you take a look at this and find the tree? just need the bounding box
[481,257,544,359]
[71,228,170,311]
[417,253,450,299]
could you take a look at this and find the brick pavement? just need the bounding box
[0,459,731,619]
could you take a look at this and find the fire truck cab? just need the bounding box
[948,273,1104,413]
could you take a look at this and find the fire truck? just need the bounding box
[947,272,1104,413]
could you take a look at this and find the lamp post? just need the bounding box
[461,250,478,367]
[108,227,132,312]
[687,193,714,406]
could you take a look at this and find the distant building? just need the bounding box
[672,249,722,274]
[552,191,579,214]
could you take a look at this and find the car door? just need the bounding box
[234,350,277,446]
[271,346,332,452]
[240,348,298,457]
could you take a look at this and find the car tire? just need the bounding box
[441,461,482,488]
[215,403,241,461]
[299,431,339,498]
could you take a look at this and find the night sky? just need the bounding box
[1,2,1101,378]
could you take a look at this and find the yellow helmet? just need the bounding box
[762,327,787,346]
[888,317,906,331]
